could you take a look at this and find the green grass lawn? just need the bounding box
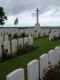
[0,37,60,80]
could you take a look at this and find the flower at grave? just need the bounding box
[42,64,56,80]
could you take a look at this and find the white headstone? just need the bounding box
[24,37,28,45]
[44,31,49,36]
[27,59,39,80]
[55,32,59,38]
[34,31,39,38]
[0,35,3,44]
[4,35,8,41]
[49,33,54,41]
[6,68,24,80]
[28,36,33,45]
[40,54,48,80]
[40,31,44,37]
[18,38,23,46]
[48,50,56,67]
[4,41,10,55]
[55,46,60,64]
[12,39,17,53]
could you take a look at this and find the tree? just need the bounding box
[14,17,18,25]
[0,7,7,25]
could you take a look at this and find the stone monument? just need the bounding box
[35,8,40,37]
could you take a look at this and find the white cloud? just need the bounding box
[4,8,60,26]
[0,0,60,26]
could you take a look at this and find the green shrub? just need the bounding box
[13,34,18,38]
[8,34,12,37]
[16,45,38,56]
[42,62,60,80]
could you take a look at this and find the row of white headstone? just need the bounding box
[40,29,49,37]
[49,32,60,41]
[6,46,60,80]
[0,36,33,58]
[34,29,49,38]
[0,35,8,44]
[0,29,20,36]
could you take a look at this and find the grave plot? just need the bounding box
[27,59,39,80]
[4,41,10,55]
[18,38,23,46]
[40,31,44,37]
[4,35,8,41]
[44,31,49,36]
[49,33,54,41]
[40,54,48,80]
[48,50,56,67]
[49,32,60,41]
[28,36,33,45]
[6,68,24,80]
[55,46,60,65]
[12,39,17,54]
[24,37,29,45]
[0,35,3,44]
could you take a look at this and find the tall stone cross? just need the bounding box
[36,8,40,23]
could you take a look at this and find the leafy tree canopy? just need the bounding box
[0,7,7,25]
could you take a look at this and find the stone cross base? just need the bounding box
[34,23,40,37]
[35,23,40,33]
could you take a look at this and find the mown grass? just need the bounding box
[0,37,60,80]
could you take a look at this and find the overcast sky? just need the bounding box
[0,0,60,27]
